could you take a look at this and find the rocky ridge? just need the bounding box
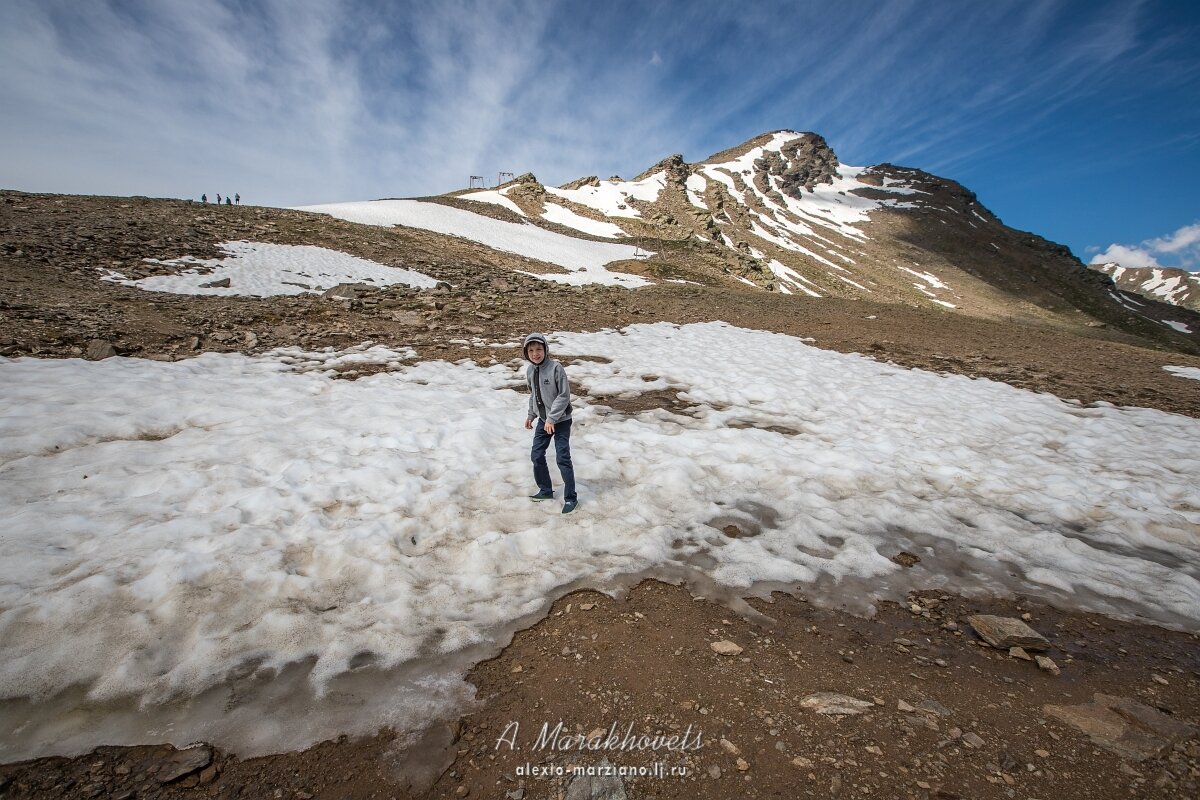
[458,130,1200,354]
[1089,261,1200,313]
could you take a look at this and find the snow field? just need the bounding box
[296,199,649,286]
[101,241,439,296]
[2,322,1199,759]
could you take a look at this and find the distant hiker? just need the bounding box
[523,333,577,513]
[235,193,240,205]
[201,193,208,203]
[225,196,232,205]
[216,193,221,204]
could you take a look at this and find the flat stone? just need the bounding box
[800,692,875,716]
[155,745,213,783]
[1097,694,1198,741]
[85,339,117,360]
[565,758,627,800]
[710,640,743,656]
[1044,694,1196,761]
[1008,646,1033,661]
[966,615,1049,650]
[1035,655,1061,675]
[916,699,951,717]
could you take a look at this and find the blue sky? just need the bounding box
[2,0,1197,269]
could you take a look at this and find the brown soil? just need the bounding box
[3,583,1197,799]
[3,191,1199,418]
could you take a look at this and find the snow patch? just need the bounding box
[5,330,1200,759]
[101,242,439,296]
[296,200,649,282]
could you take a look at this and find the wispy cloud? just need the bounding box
[1091,222,1200,271]
[0,0,1197,229]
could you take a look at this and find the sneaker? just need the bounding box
[529,489,555,501]
[561,499,578,514]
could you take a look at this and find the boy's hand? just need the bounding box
[524,418,533,429]
[544,420,555,434]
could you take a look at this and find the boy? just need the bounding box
[522,332,578,514]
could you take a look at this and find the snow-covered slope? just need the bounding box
[1090,262,1200,313]
[295,199,651,287]
[445,130,1198,346]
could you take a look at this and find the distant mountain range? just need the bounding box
[1089,262,1200,313]
[452,130,1198,348]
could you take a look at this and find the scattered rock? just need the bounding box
[155,745,213,783]
[200,277,231,288]
[966,615,1049,650]
[1044,693,1198,761]
[891,551,921,567]
[916,699,951,717]
[800,692,875,716]
[710,640,743,656]
[719,738,741,756]
[1008,646,1033,661]
[565,758,628,800]
[85,339,117,360]
[707,764,721,778]
[736,757,750,772]
[322,283,371,301]
[1035,655,1060,675]
[961,731,985,749]
[897,699,916,713]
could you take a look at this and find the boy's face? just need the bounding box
[527,342,545,363]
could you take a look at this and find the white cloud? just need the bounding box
[649,50,662,66]
[1149,222,1200,254]
[1091,221,1200,271]
[1090,243,1162,269]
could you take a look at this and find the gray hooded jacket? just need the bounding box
[523,333,573,424]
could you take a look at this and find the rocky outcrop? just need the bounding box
[634,153,690,184]
[756,133,840,198]
[559,175,600,190]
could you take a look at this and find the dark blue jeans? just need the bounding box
[531,418,576,501]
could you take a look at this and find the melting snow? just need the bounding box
[1164,365,1200,381]
[458,188,526,216]
[101,242,439,296]
[545,173,665,219]
[296,200,649,285]
[2,322,1200,760]
[540,202,627,238]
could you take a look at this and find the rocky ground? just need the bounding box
[2,190,1199,798]
[2,582,1197,799]
[3,191,1199,417]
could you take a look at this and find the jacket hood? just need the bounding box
[523,332,550,361]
